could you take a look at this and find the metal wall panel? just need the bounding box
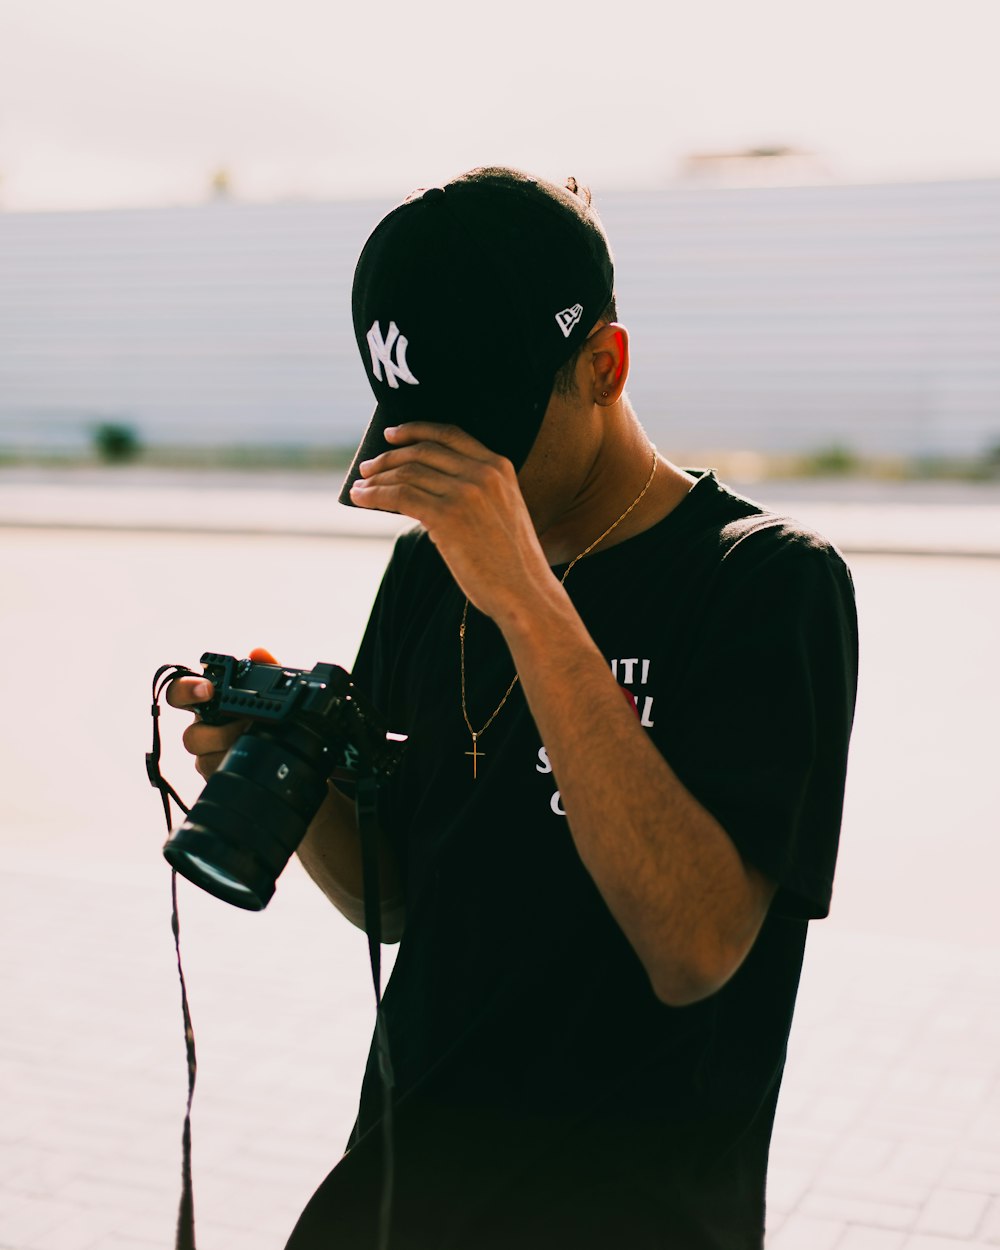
[1,180,997,457]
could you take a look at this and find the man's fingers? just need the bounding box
[166,674,215,710]
[195,750,229,781]
[182,718,248,758]
[358,439,471,482]
[166,653,274,782]
[356,459,456,500]
[383,422,501,463]
[350,477,435,519]
[249,645,279,664]
[353,436,513,515]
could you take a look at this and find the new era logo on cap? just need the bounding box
[555,304,584,338]
[367,320,420,389]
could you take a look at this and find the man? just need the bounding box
[170,167,858,1248]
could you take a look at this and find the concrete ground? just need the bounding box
[1,472,998,1248]
[2,465,1000,557]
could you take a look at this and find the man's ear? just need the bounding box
[587,323,630,405]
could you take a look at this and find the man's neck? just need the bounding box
[537,433,696,566]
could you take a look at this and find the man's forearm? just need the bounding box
[296,782,405,942]
[499,580,776,1006]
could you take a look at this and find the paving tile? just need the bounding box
[766,1212,845,1250]
[812,1174,929,1208]
[939,1167,1000,1198]
[6,1151,82,1199]
[887,1143,960,1186]
[970,1133,1000,1160]
[884,1067,941,1100]
[956,1149,1000,1178]
[771,1124,838,1159]
[938,1072,995,1107]
[193,1225,283,1250]
[811,1093,868,1130]
[915,1188,991,1238]
[88,1238,163,1250]
[767,1170,813,1215]
[23,1210,109,1250]
[980,1197,1000,1244]
[827,1136,896,1176]
[0,1194,72,1244]
[901,1237,995,1250]
[765,1210,786,1238]
[837,1230,906,1249]
[799,1194,917,1231]
[56,1177,170,1213]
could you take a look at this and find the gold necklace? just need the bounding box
[459,447,658,778]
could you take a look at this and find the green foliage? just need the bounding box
[92,421,142,464]
[801,444,860,476]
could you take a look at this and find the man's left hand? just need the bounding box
[349,422,553,623]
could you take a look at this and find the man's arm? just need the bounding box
[349,423,776,1006]
[296,782,406,943]
[499,582,777,1006]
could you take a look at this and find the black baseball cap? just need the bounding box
[338,166,615,506]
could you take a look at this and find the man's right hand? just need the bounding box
[165,645,278,781]
[165,675,247,781]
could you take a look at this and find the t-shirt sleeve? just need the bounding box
[341,527,423,871]
[664,529,859,920]
[348,526,422,715]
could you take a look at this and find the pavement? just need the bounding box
[765,931,1000,1250]
[2,464,1000,557]
[1,471,999,1249]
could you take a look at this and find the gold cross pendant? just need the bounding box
[465,733,484,779]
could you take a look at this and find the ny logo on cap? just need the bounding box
[555,304,584,338]
[367,320,420,389]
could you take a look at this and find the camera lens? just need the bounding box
[163,722,333,909]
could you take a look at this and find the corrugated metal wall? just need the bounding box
[604,180,1000,456]
[1,179,998,457]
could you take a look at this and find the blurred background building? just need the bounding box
[1,174,998,467]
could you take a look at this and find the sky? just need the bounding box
[1,0,999,212]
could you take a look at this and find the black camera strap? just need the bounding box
[147,664,200,1250]
[147,664,197,840]
[355,773,396,1250]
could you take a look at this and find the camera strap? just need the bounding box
[147,664,200,1250]
[355,773,396,1250]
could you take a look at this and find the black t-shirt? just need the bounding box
[286,471,859,1250]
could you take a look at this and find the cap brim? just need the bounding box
[338,403,397,508]
[338,365,559,511]
[337,397,477,509]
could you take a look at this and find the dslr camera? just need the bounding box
[162,652,404,910]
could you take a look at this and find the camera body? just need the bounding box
[195,652,403,783]
[163,652,404,910]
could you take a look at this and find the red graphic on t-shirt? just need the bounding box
[620,684,641,719]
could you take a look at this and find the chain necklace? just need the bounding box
[459,447,658,778]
